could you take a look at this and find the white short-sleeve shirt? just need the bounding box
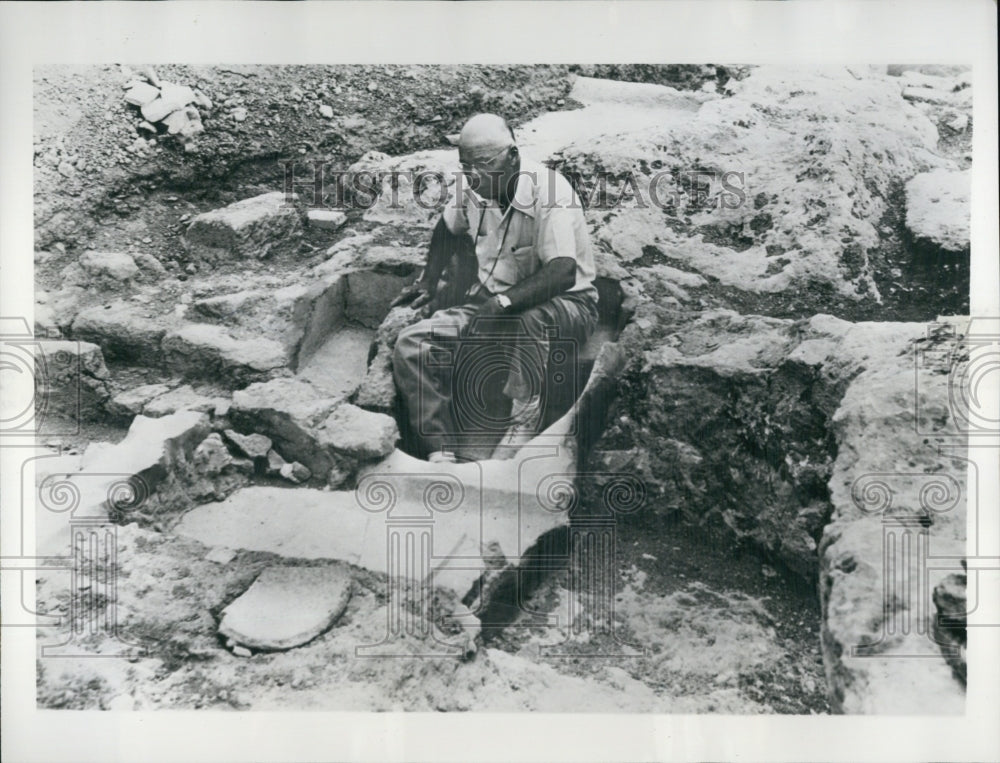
[442,160,597,299]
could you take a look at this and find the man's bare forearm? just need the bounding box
[503,257,576,312]
[419,217,455,289]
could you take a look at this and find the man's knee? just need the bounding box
[392,322,427,379]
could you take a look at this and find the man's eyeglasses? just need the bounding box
[459,144,512,173]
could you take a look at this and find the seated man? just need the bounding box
[391,113,598,463]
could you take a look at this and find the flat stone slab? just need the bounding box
[144,384,226,418]
[295,326,374,399]
[175,446,575,601]
[218,565,352,651]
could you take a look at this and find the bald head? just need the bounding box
[458,113,515,157]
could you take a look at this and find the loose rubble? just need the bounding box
[122,71,208,147]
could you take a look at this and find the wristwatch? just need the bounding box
[495,293,512,311]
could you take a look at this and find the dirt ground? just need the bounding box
[32,64,831,713]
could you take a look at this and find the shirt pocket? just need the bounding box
[510,244,539,281]
[488,253,521,289]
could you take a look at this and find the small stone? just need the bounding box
[306,209,347,230]
[123,81,160,107]
[58,161,75,177]
[193,89,213,110]
[714,671,736,686]
[266,449,288,475]
[761,565,777,578]
[75,158,87,171]
[279,461,311,484]
[946,113,969,132]
[193,433,234,475]
[137,121,157,133]
[232,107,248,122]
[318,104,334,119]
[80,250,139,281]
[223,429,272,460]
[232,645,252,658]
[205,546,237,565]
[162,109,192,135]
[186,263,197,274]
[141,82,196,122]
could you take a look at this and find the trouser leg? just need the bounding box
[392,305,477,457]
[500,293,598,437]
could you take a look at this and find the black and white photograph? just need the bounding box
[2,2,998,762]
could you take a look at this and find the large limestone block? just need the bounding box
[105,382,175,421]
[348,150,456,229]
[162,323,288,386]
[558,67,946,306]
[184,192,301,260]
[230,377,341,478]
[71,301,170,366]
[354,305,422,412]
[819,322,968,713]
[904,169,971,253]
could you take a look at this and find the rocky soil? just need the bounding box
[31,63,971,713]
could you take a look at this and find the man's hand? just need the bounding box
[391,281,436,310]
[462,295,505,337]
[473,295,505,319]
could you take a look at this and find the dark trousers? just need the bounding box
[392,292,598,459]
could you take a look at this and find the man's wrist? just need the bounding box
[495,293,512,311]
